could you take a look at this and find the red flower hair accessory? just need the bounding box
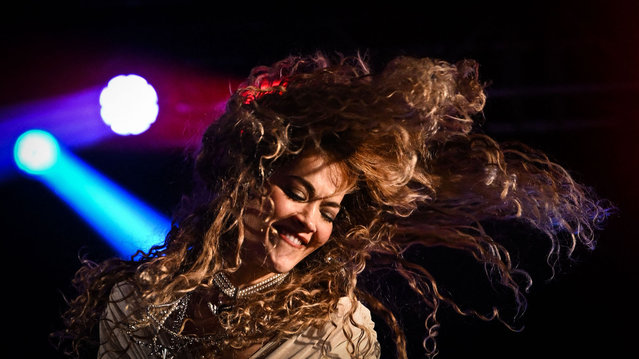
[240,77,289,105]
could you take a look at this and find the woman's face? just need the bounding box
[243,153,348,274]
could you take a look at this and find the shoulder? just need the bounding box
[328,298,381,358]
[332,297,378,345]
[255,297,380,359]
[98,281,151,358]
[105,280,140,315]
[101,280,146,331]
[333,297,375,329]
[108,280,137,301]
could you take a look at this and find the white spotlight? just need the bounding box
[99,74,159,135]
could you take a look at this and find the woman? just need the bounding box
[54,53,609,358]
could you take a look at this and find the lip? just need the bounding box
[272,225,308,248]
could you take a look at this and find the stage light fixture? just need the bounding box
[99,74,159,135]
[13,129,60,175]
[14,130,171,258]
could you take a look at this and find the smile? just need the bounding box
[271,226,307,248]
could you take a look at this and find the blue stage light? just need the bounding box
[99,74,159,135]
[13,129,60,175]
[14,130,171,258]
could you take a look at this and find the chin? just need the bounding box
[267,250,305,273]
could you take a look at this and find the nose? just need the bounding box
[295,203,318,233]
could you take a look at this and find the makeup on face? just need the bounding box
[242,153,348,275]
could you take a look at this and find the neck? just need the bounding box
[225,239,285,288]
[227,262,277,288]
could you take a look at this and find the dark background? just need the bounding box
[1,1,638,358]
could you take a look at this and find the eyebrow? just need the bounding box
[288,175,342,210]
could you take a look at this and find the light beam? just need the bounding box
[14,130,171,258]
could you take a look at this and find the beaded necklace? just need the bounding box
[208,271,289,314]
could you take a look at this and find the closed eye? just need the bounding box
[283,188,338,223]
[277,175,342,223]
[321,210,336,223]
[283,187,307,202]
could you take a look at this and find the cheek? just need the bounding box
[242,197,275,240]
[269,191,297,218]
[314,225,334,247]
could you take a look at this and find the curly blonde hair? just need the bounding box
[53,52,609,358]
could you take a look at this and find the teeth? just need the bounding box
[272,226,305,246]
[284,233,302,246]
